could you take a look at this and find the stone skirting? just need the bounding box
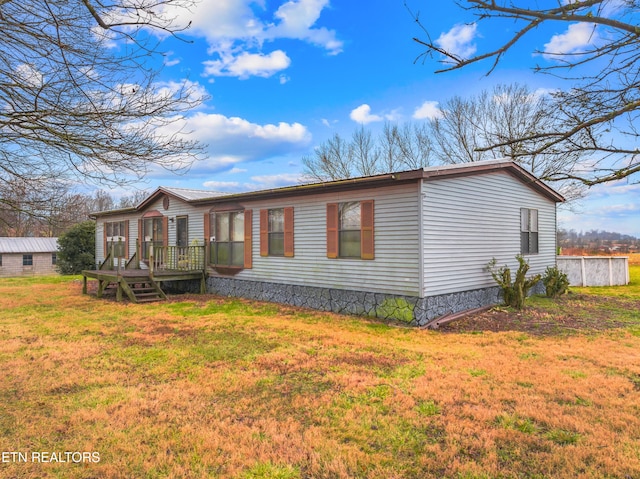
[206,276,507,327]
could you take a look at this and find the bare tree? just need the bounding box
[1,0,206,221]
[410,0,640,186]
[431,83,586,199]
[302,123,434,182]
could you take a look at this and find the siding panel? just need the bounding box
[215,184,421,296]
[422,171,557,296]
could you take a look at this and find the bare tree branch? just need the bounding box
[410,0,640,186]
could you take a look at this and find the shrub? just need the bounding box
[542,265,570,298]
[486,255,541,310]
[56,221,95,274]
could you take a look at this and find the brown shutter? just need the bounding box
[284,207,294,257]
[244,209,253,269]
[124,220,129,259]
[162,216,169,247]
[259,209,269,257]
[361,200,375,260]
[326,203,338,259]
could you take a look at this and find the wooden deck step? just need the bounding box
[121,278,167,303]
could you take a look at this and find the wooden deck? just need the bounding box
[82,268,206,303]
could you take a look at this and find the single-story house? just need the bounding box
[88,159,564,326]
[0,237,59,277]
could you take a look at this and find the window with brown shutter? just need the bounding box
[260,207,294,257]
[327,200,374,260]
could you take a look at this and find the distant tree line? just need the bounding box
[0,180,147,237]
[558,228,639,253]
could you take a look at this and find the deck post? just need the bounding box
[149,243,154,276]
[135,239,141,269]
[110,241,115,269]
[82,275,87,294]
[116,281,123,302]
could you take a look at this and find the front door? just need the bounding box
[176,216,188,248]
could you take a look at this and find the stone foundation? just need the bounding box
[206,276,509,327]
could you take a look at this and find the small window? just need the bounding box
[339,202,362,258]
[23,254,33,266]
[0,253,3,266]
[521,208,539,255]
[268,209,285,256]
[52,253,57,265]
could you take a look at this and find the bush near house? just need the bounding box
[56,221,95,274]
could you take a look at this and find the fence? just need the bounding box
[557,256,630,287]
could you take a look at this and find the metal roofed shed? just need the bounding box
[0,237,59,277]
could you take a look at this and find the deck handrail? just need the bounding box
[150,245,205,273]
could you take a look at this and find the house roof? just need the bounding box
[0,237,59,254]
[92,160,564,218]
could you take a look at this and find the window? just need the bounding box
[105,220,127,258]
[339,202,361,258]
[521,208,539,254]
[142,217,164,259]
[176,216,188,248]
[51,253,57,265]
[260,207,294,257]
[327,200,374,260]
[23,254,33,266]
[0,254,3,266]
[209,210,248,268]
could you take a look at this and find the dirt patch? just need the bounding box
[438,294,640,336]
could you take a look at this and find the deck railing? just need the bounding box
[149,245,205,273]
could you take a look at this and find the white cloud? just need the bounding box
[16,64,44,88]
[202,180,242,191]
[229,167,248,174]
[246,173,305,190]
[159,112,311,175]
[413,100,442,120]
[264,0,343,55]
[436,23,478,59]
[350,104,383,124]
[543,23,598,59]
[163,51,181,67]
[202,172,304,193]
[203,50,291,79]
[161,0,342,79]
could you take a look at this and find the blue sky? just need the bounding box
[116,0,639,237]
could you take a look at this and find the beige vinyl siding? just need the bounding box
[0,253,57,277]
[142,197,208,248]
[212,183,422,296]
[95,198,209,264]
[422,171,557,297]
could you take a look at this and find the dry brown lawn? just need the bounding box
[0,274,639,478]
